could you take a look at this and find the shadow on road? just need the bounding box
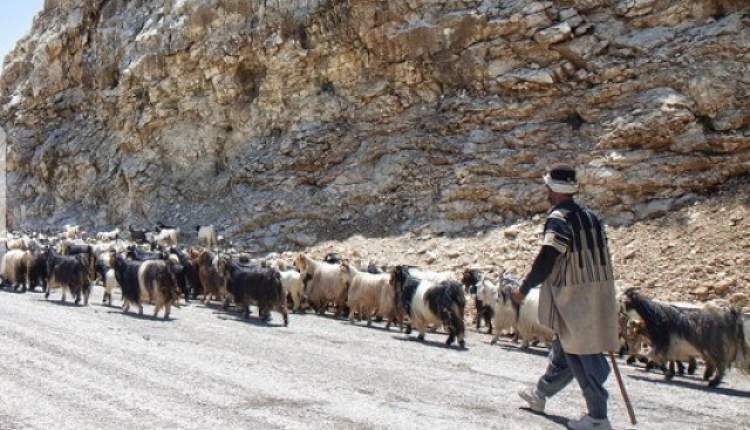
[37,298,87,308]
[628,374,750,397]
[104,309,177,322]
[488,339,550,357]
[340,320,402,333]
[209,305,288,328]
[391,335,468,351]
[0,287,29,295]
[519,407,569,428]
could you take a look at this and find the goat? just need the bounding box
[62,224,81,240]
[6,237,32,251]
[462,269,494,333]
[622,288,748,387]
[113,255,145,314]
[153,228,179,248]
[1,249,32,292]
[126,245,165,261]
[102,268,121,307]
[170,247,202,299]
[128,225,148,243]
[218,257,288,325]
[492,277,554,348]
[295,254,348,317]
[341,262,392,327]
[391,266,465,348]
[323,253,343,264]
[96,229,120,241]
[137,259,181,319]
[29,247,50,292]
[196,250,226,304]
[196,225,218,249]
[279,269,304,312]
[45,251,94,305]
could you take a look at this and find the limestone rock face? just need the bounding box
[1,0,749,249]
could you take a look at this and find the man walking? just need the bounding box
[513,164,619,430]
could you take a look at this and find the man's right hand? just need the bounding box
[511,288,526,305]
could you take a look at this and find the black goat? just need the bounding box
[218,257,288,326]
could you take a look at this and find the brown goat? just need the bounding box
[196,251,226,304]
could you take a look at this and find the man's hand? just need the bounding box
[511,288,526,305]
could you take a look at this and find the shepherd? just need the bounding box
[513,164,620,430]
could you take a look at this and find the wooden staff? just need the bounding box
[609,351,637,426]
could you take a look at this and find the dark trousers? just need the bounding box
[536,338,610,419]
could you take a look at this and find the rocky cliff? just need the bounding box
[1,0,749,249]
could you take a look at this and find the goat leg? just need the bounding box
[709,365,725,388]
[703,363,716,381]
[676,361,686,376]
[687,358,697,375]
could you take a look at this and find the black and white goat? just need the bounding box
[152,223,179,247]
[113,254,180,319]
[462,269,494,333]
[622,288,749,387]
[391,266,465,348]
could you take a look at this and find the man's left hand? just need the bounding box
[511,288,526,305]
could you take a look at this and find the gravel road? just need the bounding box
[1,286,748,430]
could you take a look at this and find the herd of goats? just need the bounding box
[1,223,749,389]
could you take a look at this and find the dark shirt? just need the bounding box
[519,201,576,295]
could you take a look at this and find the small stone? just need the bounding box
[690,286,711,299]
[559,8,579,20]
[715,279,734,295]
[574,23,593,35]
[534,22,573,45]
[729,293,749,307]
[425,252,437,264]
[504,228,519,239]
[565,15,584,28]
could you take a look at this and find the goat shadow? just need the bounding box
[297,311,350,321]
[628,374,750,398]
[489,339,550,358]
[339,319,401,333]
[392,334,468,351]
[104,309,177,322]
[37,298,89,308]
[1,286,29,294]
[209,304,288,328]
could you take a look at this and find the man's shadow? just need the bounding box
[519,407,569,427]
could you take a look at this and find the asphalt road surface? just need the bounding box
[1,286,748,430]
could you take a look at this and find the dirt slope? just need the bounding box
[295,177,750,311]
